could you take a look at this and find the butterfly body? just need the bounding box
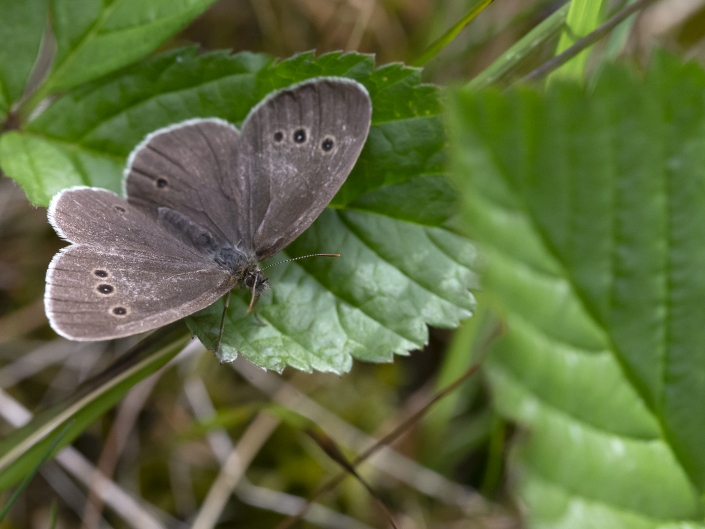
[45,78,371,342]
[155,204,269,294]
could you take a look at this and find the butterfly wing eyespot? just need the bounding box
[96,284,115,295]
[293,128,307,144]
[320,137,335,153]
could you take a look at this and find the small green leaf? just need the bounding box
[0,131,123,206]
[43,0,218,92]
[448,52,705,526]
[0,0,48,118]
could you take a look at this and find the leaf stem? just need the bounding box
[465,3,569,91]
[0,421,73,522]
[522,0,658,83]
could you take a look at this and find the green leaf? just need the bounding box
[189,205,477,372]
[0,0,48,119]
[0,131,123,206]
[1,49,474,373]
[448,53,705,526]
[3,48,272,205]
[42,0,218,92]
[0,321,189,490]
[5,49,444,208]
[549,0,606,82]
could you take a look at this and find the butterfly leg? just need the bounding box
[215,290,231,355]
[247,283,258,313]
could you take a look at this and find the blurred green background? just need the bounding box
[1,0,704,527]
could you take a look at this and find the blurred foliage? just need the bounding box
[1,0,705,528]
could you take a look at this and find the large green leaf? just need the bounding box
[448,53,705,527]
[189,204,476,372]
[3,49,444,208]
[1,49,475,373]
[42,0,217,92]
[0,0,48,119]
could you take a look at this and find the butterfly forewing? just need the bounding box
[238,79,372,260]
[46,188,232,340]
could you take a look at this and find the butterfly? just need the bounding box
[44,78,372,344]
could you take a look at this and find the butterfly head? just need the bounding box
[244,267,269,296]
[242,266,269,313]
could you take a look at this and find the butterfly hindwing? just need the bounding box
[46,188,232,340]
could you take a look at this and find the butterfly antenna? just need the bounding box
[216,290,230,355]
[261,253,340,270]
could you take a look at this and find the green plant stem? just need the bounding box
[465,3,569,91]
[0,320,190,488]
[522,0,658,82]
[480,413,505,496]
[550,0,605,81]
[0,421,72,523]
[413,0,495,67]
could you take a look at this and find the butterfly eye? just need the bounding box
[156,178,168,188]
[293,129,306,144]
[93,269,109,278]
[321,137,335,152]
[111,306,129,317]
[273,131,284,142]
[97,284,114,295]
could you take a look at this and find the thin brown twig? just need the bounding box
[191,413,281,529]
[522,0,659,82]
[274,363,482,529]
[185,363,371,529]
[81,373,162,529]
[306,429,399,529]
[275,321,504,529]
[234,358,476,506]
